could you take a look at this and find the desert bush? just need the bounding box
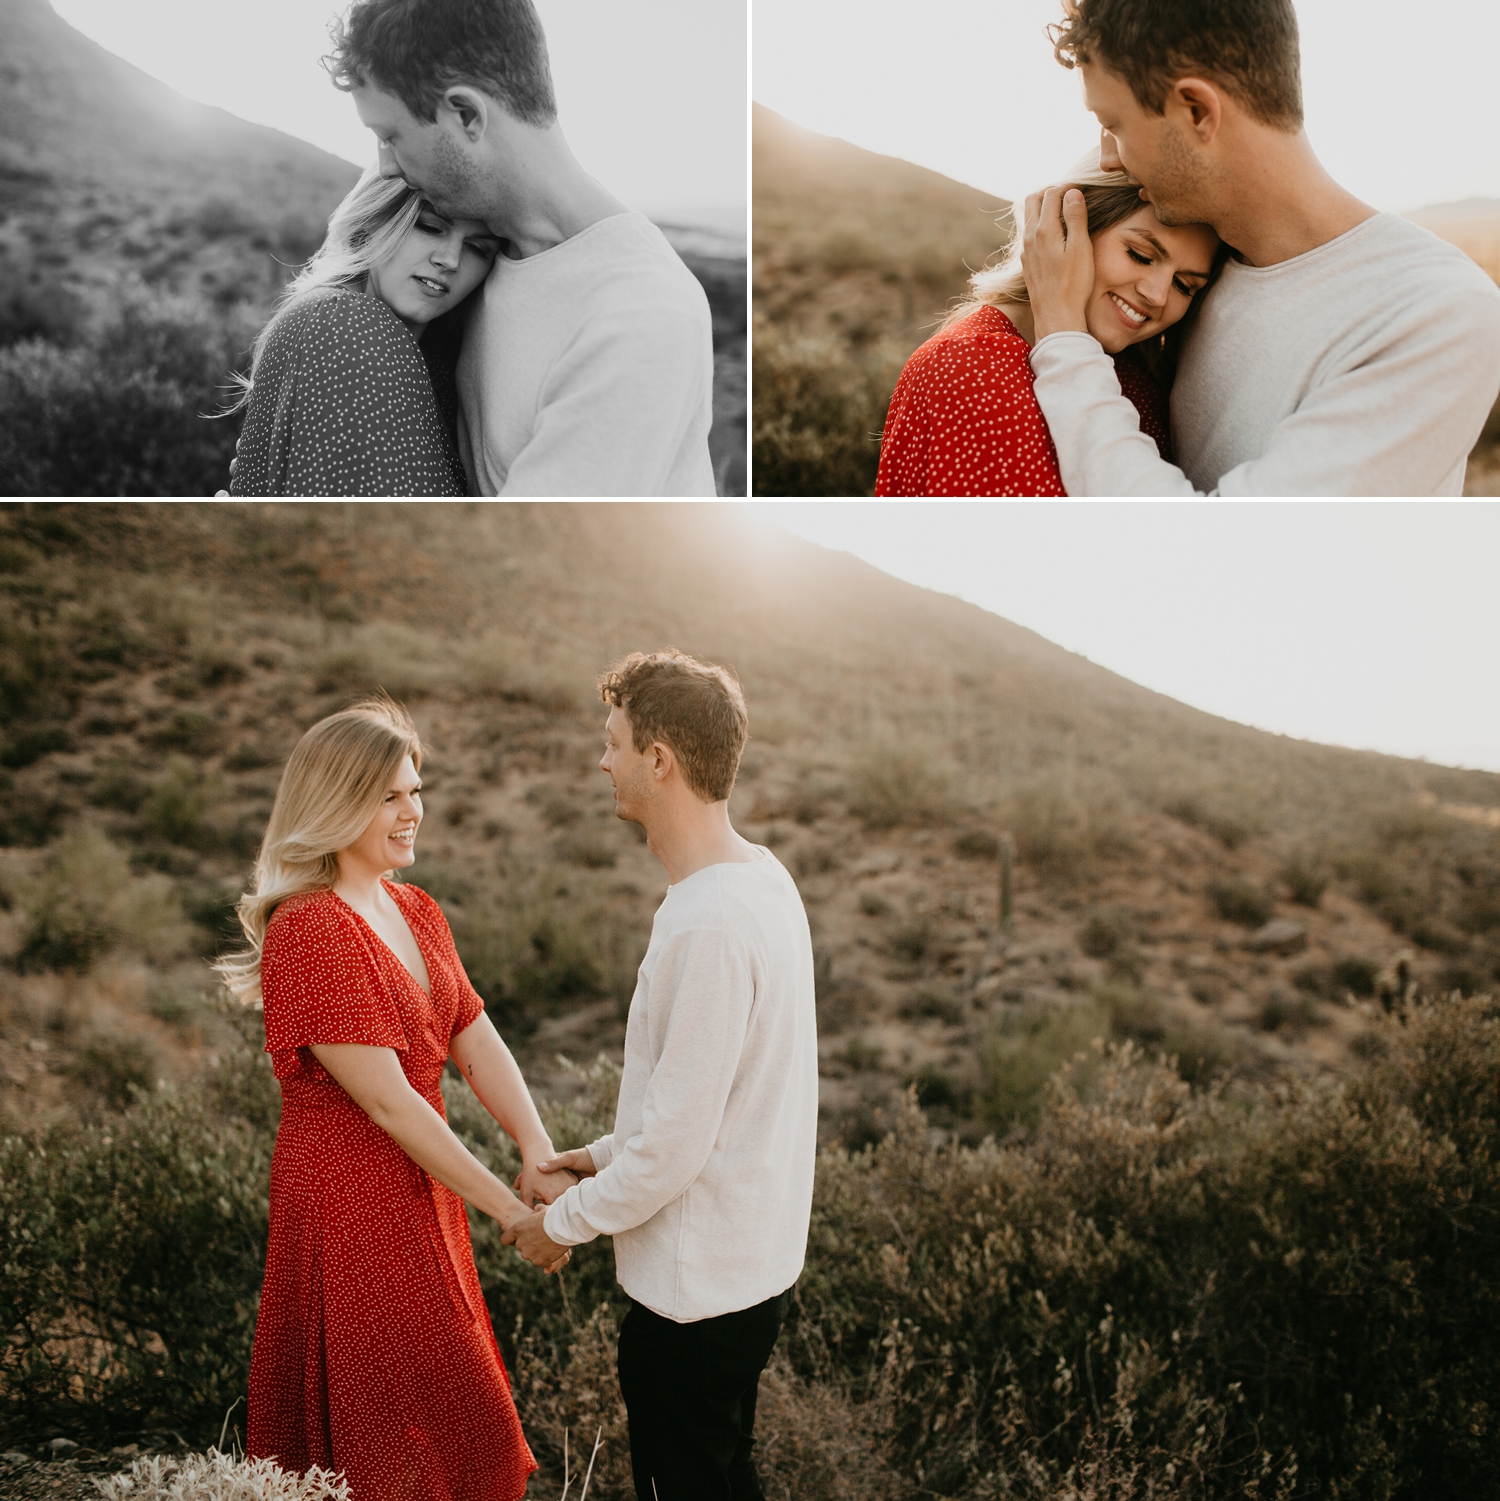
[1008,781,1133,882]
[955,828,1001,861]
[553,831,620,870]
[751,320,902,497]
[1280,854,1330,908]
[803,991,1500,1498]
[1079,907,1133,959]
[65,1033,160,1113]
[11,827,190,972]
[846,742,953,830]
[1257,990,1323,1034]
[1208,878,1273,928]
[0,289,252,497]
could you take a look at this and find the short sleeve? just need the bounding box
[261,893,409,1054]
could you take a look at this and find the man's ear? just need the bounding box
[1168,77,1224,144]
[441,86,490,142]
[649,741,675,783]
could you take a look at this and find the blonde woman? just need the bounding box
[227,166,501,496]
[217,698,569,1499]
[876,153,1222,496]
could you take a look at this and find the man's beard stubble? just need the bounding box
[1139,121,1213,227]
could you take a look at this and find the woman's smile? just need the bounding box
[1106,289,1152,328]
[412,273,451,298]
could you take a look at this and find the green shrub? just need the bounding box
[802,992,1500,1498]
[65,1033,160,1112]
[980,999,1109,1130]
[1209,878,1273,927]
[1164,793,1257,849]
[1333,956,1381,997]
[0,291,251,497]
[1080,907,1134,959]
[750,321,901,497]
[12,827,189,972]
[1257,990,1323,1033]
[886,916,931,965]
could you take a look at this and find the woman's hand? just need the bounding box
[1022,185,1096,342]
[514,1157,580,1207]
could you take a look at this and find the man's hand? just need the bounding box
[514,1159,580,1208]
[537,1146,598,1180]
[501,1206,572,1274]
[1021,186,1095,343]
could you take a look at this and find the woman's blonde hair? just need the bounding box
[942,148,1224,376]
[223,166,430,413]
[215,696,422,1005]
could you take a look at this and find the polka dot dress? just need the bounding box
[875,305,1172,496]
[229,291,468,498]
[247,881,536,1501]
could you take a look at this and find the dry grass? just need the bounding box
[91,1450,350,1500]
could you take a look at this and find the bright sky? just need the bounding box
[49,0,747,225]
[740,502,1500,775]
[752,0,1500,213]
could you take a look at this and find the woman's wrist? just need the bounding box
[518,1134,555,1163]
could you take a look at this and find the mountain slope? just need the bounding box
[2,502,1496,1148]
[0,0,357,218]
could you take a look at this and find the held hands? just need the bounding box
[1021,186,1095,343]
[514,1157,580,1209]
[502,1207,573,1274]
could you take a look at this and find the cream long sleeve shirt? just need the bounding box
[1028,213,1500,496]
[543,848,818,1323]
[455,211,716,498]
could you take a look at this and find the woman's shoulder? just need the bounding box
[386,879,449,929]
[264,888,356,949]
[266,289,420,364]
[906,306,1032,375]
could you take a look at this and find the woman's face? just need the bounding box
[368,207,501,329]
[1084,207,1219,354]
[338,755,423,880]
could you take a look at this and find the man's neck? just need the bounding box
[641,798,758,887]
[1210,129,1377,269]
[485,122,629,260]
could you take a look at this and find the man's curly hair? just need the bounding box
[1049,0,1303,129]
[599,650,749,804]
[326,0,556,127]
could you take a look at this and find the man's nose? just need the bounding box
[377,141,402,179]
[1099,128,1123,173]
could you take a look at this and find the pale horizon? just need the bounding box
[741,502,1500,777]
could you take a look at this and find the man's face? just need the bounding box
[352,82,490,223]
[599,706,656,824]
[1080,60,1214,227]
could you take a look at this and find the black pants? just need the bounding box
[616,1286,792,1501]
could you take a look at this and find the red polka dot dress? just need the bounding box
[875,305,1172,496]
[247,881,536,1501]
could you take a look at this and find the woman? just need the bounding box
[226,167,501,497]
[217,697,569,1498]
[876,154,1222,496]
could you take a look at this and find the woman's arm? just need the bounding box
[308,1041,568,1271]
[448,1012,579,1207]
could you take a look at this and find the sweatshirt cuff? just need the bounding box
[1029,329,1108,375]
[587,1133,615,1172]
[543,1186,599,1248]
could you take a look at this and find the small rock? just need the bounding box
[110,1444,139,1458]
[47,1437,78,1456]
[853,850,901,875]
[27,1038,49,1053]
[1245,918,1307,955]
[3,1450,29,1464]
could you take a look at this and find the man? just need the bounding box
[1021,0,1500,495]
[327,0,716,497]
[504,650,819,1501]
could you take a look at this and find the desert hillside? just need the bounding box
[3,500,1496,1146]
[1405,195,1500,283]
[753,104,1012,495]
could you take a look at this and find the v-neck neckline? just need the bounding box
[332,882,434,1000]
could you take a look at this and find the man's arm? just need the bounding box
[536,926,753,1248]
[499,304,713,498]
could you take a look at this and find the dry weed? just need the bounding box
[91,1450,349,1501]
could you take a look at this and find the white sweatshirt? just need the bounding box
[456,211,717,498]
[543,848,819,1323]
[1029,214,1500,496]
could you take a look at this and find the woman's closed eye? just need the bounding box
[1127,245,1197,298]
